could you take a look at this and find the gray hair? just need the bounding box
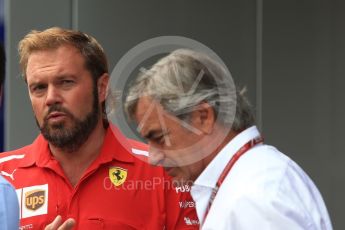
[125,49,255,132]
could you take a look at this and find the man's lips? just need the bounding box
[46,112,67,121]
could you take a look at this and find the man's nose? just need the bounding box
[148,145,165,166]
[45,86,62,106]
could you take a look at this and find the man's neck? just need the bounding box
[49,122,107,187]
[201,128,238,170]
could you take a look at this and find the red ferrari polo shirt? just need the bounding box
[0,125,199,229]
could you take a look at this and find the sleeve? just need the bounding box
[0,179,20,230]
[163,173,199,230]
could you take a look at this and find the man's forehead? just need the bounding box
[136,96,161,117]
[26,46,84,78]
[135,97,166,133]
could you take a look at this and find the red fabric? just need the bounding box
[0,126,199,229]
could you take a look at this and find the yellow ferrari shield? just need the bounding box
[109,167,127,186]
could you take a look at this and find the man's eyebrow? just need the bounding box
[28,81,45,88]
[55,74,77,80]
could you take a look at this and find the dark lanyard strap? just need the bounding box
[202,136,264,225]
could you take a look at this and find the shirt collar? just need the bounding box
[18,124,135,168]
[18,135,49,168]
[193,126,261,188]
[97,124,135,164]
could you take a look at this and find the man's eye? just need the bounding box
[153,133,169,144]
[153,135,164,144]
[31,85,46,93]
[61,80,74,85]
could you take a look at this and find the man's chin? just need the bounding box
[164,168,193,186]
[42,126,65,135]
[41,124,70,141]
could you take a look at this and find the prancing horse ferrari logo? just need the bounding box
[109,167,127,186]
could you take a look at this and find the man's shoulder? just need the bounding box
[124,138,168,177]
[0,145,32,169]
[128,138,149,158]
[222,144,314,196]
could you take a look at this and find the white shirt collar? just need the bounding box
[193,126,261,188]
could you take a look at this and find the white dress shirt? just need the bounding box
[191,126,332,230]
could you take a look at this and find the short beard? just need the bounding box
[38,84,100,152]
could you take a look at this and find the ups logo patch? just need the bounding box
[25,189,45,211]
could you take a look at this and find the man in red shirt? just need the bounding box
[0,27,198,229]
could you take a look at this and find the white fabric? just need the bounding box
[131,148,149,156]
[191,126,333,230]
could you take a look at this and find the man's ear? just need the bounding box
[190,102,216,134]
[97,73,110,103]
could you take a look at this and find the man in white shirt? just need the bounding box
[124,48,333,230]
